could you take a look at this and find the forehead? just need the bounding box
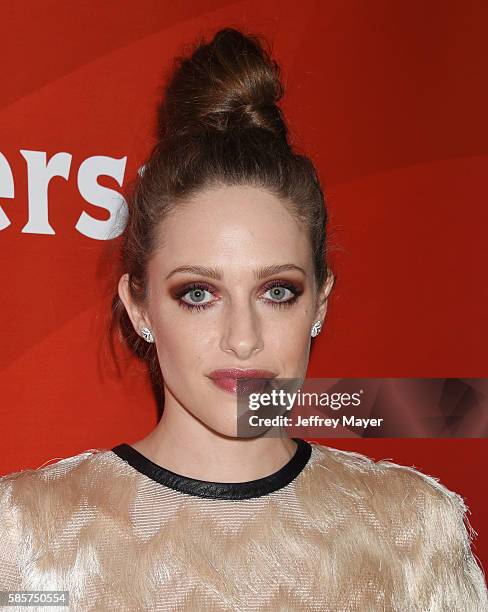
[150,184,312,272]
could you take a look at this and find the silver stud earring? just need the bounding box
[310,320,322,338]
[140,327,154,343]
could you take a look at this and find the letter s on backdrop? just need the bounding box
[76,155,128,240]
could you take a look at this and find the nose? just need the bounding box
[220,299,264,359]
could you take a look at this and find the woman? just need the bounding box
[1,28,487,611]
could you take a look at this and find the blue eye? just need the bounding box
[261,282,301,308]
[263,286,294,302]
[181,287,213,306]
[173,282,218,311]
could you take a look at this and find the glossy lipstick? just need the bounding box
[208,369,277,395]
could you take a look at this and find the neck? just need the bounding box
[130,394,298,482]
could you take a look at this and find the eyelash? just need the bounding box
[173,281,302,312]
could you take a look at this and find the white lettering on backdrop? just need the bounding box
[0,151,129,240]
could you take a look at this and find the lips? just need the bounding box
[208,369,277,395]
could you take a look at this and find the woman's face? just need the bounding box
[121,184,332,437]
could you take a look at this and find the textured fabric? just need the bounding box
[0,441,487,611]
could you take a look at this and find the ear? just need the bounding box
[117,273,152,337]
[313,268,335,327]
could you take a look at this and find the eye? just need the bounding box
[261,281,301,308]
[173,282,218,311]
[264,286,293,301]
[181,286,214,307]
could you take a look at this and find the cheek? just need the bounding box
[281,329,311,362]
[267,316,312,373]
[152,310,211,375]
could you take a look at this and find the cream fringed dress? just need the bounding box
[0,439,487,611]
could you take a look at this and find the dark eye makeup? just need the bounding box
[170,279,304,313]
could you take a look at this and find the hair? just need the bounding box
[109,27,333,400]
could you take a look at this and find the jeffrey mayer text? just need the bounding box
[247,415,384,428]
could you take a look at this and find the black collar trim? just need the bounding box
[111,438,312,500]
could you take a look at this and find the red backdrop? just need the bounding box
[1,1,487,570]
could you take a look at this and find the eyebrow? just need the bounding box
[165,264,307,281]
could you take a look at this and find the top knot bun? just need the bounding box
[158,28,288,143]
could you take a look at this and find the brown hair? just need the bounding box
[109,27,332,398]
